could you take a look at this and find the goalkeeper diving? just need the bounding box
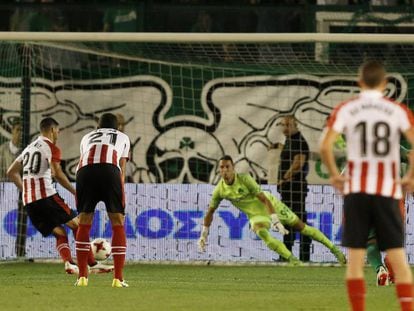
[198,155,346,265]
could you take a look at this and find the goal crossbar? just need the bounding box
[1,32,414,44]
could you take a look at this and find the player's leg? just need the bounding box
[384,255,395,284]
[30,195,80,274]
[52,225,78,274]
[74,166,99,286]
[342,194,372,311]
[385,197,406,284]
[66,218,98,269]
[375,196,412,310]
[295,219,346,264]
[366,235,383,273]
[108,212,128,287]
[250,215,301,265]
[67,218,113,274]
[75,212,94,283]
[385,248,413,311]
[294,189,311,262]
[280,191,295,254]
[273,198,346,264]
[366,229,388,286]
[280,183,311,261]
[103,164,128,287]
[346,248,366,311]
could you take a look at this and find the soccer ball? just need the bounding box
[90,238,111,261]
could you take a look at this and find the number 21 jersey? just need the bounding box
[328,90,414,199]
[77,128,130,172]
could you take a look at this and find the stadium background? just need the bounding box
[1,1,414,264]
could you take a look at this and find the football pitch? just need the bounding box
[0,263,407,311]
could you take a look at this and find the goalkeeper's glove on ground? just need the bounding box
[197,225,209,252]
[270,214,289,235]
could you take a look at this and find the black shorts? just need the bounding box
[342,193,404,251]
[26,194,77,237]
[76,163,125,214]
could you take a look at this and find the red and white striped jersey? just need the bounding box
[77,128,130,172]
[16,136,60,205]
[328,90,414,199]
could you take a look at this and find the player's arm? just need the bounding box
[119,135,131,183]
[319,128,346,193]
[256,192,288,234]
[119,157,127,183]
[281,153,306,182]
[256,192,275,215]
[242,174,275,215]
[198,186,221,252]
[203,205,216,227]
[198,205,217,252]
[6,159,23,192]
[51,161,75,195]
[244,174,288,234]
[268,142,283,150]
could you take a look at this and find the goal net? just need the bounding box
[0,32,413,264]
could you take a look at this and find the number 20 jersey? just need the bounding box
[328,90,414,199]
[77,128,130,172]
[16,136,60,205]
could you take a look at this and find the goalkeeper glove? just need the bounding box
[197,225,209,252]
[270,214,289,235]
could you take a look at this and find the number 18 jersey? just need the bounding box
[77,128,130,172]
[16,136,60,205]
[328,90,414,199]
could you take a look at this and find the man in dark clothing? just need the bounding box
[278,115,311,262]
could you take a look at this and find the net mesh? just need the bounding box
[0,37,413,263]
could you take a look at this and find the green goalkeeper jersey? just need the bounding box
[209,173,270,219]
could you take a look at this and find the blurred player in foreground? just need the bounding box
[74,113,130,288]
[320,60,414,311]
[198,155,346,266]
[324,115,396,287]
[7,118,112,275]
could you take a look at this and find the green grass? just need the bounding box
[0,263,406,311]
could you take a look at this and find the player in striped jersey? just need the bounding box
[74,113,130,288]
[6,117,113,275]
[320,60,414,311]
[325,115,399,287]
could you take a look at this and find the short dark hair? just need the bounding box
[98,113,118,129]
[39,117,59,132]
[219,155,234,164]
[359,60,386,88]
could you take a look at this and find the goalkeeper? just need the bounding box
[198,155,346,265]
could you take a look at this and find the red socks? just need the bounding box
[347,279,366,311]
[111,225,126,280]
[347,279,412,311]
[75,224,126,280]
[56,234,73,263]
[396,283,413,311]
[75,224,92,277]
[72,227,96,266]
